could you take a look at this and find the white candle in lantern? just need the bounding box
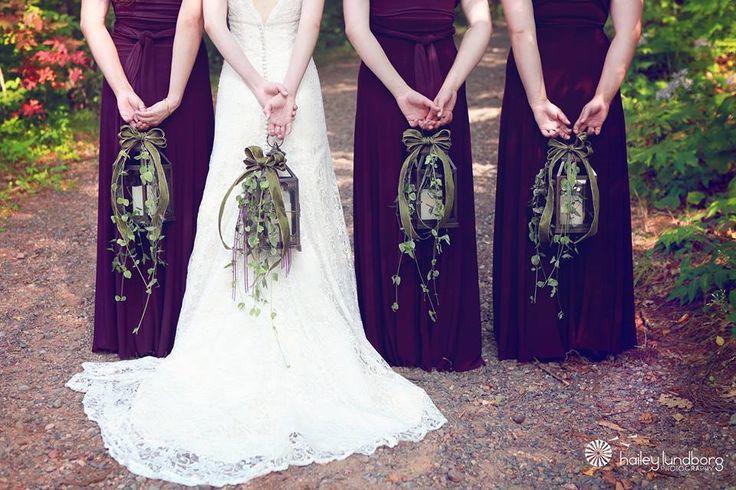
[131,185,144,215]
[282,189,292,215]
[420,189,437,221]
[560,186,584,226]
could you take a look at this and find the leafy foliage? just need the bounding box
[624,0,736,209]
[109,142,169,334]
[393,148,453,324]
[625,0,736,335]
[0,0,96,205]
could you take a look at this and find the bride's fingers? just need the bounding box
[285,122,292,135]
[263,104,273,119]
[276,84,289,97]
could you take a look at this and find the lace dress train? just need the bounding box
[68,0,446,485]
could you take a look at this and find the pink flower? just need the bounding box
[20,99,45,118]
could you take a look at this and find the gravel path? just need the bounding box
[1,31,734,489]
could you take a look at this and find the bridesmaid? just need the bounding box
[81,0,214,358]
[345,0,491,371]
[493,0,642,361]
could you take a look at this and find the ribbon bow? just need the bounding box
[114,25,176,84]
[219,144,291,253]
[397,128,456,239]
[110,124,171,243]
[538,134,600,245]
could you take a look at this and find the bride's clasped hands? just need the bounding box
[263,89,298,138]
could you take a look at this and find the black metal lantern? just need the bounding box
[412,145,459,231]
[552,159,596,236]
[122,146,175,224]
[267,137,300,251]
[275,162,301,251]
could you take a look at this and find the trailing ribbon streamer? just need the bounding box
[397,128,456,239]
[538,134,599,245]
[110,125,171,243]
[218,144,291,255]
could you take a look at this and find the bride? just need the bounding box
[67,0,446,486]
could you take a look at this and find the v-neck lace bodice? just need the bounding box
[226,0,303,80]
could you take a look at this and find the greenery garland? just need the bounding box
[109,125,171,334]
[218,140,292,318]
[392,128,456,323]
[529,133,599,319]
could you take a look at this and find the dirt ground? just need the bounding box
[1,30,734,490]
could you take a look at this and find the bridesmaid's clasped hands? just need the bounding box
[394,85,456,131]
[134,96,179,129]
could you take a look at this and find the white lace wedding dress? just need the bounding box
[67,0,446,486]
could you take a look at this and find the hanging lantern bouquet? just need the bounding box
[219,136,300,317]
[109,125,174,334]
[392,128,458,323]
[528,133,600,319]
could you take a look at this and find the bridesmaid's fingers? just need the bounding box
[423,98,440,114]
[558,110,571,127]
[574,107,590,133]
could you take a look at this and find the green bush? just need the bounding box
[624,0,736,209]
[626,0,736,334]
[0,0,96,204]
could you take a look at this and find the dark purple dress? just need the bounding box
[493,0,637,361]
[353,0,484,372]
[93,0,214,358]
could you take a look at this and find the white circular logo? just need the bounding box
[585,440,613,467]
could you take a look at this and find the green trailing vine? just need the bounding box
[109,125,171,334]
[218,140,293,318]
[528,134,599,319]
[393,129,456,323]
[218,139,295,367]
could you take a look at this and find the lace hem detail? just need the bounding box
[67,360,446,486]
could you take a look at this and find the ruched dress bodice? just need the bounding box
[368,0,458,98]
[111,0,181,86]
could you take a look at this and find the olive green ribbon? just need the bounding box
[398,128,456,239]
[538,134,600,245]
[218,144,291,253]
[111,125,170,242]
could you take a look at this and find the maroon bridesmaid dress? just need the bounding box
[353,0,484,372]
[93,0,214,358]
[493,0,637,361]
